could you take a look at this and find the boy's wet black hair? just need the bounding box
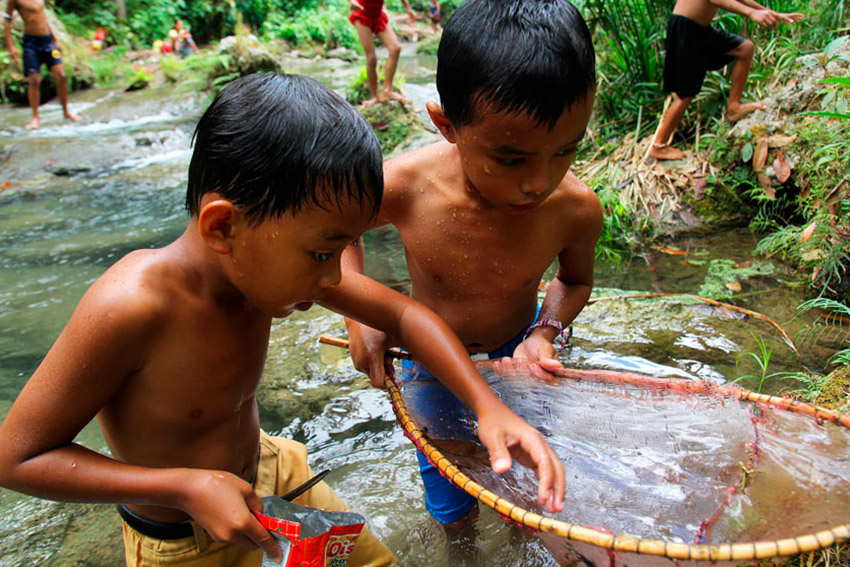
[186,73,383,223]
[437,0,595,129]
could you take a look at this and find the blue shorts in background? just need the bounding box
[22,34,62,76]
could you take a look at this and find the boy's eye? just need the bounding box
[499,157,524,167]
[311,252,333,262]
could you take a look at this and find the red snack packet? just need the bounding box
[255,496,365,567]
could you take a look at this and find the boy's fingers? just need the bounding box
[549,444,565,512]
[537,356,563,374]
[248,522,283,563]
[368,358,387,388]
[487,437,513,474]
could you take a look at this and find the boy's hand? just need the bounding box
[348,323,396,388]
[349,0,363,11]
[406,7,416,23]
[513,335,564,374]
[777,11,804,24]
[750,9,778,28]
[475,402,565,514]
[181,469,283,563]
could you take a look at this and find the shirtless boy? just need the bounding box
[348,0,414,106]
[649,0,803,160]
[344,0,600,528]
[0,73,563,567]
[4,0,80,129]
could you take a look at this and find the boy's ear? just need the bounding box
[198,199,243,254]
[426,102,457,143]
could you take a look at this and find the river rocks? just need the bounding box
[216,34,282,77]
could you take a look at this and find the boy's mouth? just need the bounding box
[294,302,314,311]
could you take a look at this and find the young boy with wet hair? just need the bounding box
[0,73,564,567]
[343,0,600,529]
[649,0,803,160]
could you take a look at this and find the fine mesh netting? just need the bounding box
[399,358,850,563]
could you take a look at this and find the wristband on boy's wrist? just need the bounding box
[522,317,572,352]
[3,13,12,20]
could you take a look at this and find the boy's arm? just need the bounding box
[340,157,411,389]
[4,0,18,64]
[514,188,603,373]
[399,0,416,22]
[0,285,283,562]
[323,272,566,513]
[710,0,799,26]
[341,237,399,388]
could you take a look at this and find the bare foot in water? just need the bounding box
[648,143,685,161]
[362,97,380,108]
[24,117,40,130]
[382,90,407,104]
[727,100,767,122]
[65,112,81,122]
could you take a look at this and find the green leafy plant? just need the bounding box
[796,297,850,366]
[734,331,785,393]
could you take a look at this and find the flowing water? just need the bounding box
[0,49,839,567]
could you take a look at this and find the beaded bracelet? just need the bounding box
[522,317,572,352]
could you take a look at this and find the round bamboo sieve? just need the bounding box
[318,335,850,561]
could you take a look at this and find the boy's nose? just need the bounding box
[319,263,343,289]
[520,172,550,197]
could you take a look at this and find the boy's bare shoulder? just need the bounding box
[76,248,187,336]
[384,141,455,192]
[551,172,603,237]
[558,171,602,212]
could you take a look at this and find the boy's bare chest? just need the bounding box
[399,207,561,293]
[117,308,269,426]
[17,0,45,19]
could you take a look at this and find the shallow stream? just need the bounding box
[0,49,836,566]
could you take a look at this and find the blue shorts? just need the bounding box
[400,310,539,524]
[22,34,62,76]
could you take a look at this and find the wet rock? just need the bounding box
[327,47,359,63]
[47,163,92,176]
[216,35,282,76]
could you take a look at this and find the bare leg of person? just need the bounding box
[725,40,766,122]
[52,63,81,122]
[444,506,480,565]
[648,94,693,160]
[25,72,41,130]
[354,22,381,107]
[376,26,406,104]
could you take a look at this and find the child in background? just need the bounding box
[0,73,564,567]
[344,0,600,531]
[429,0,441,32]
[648,0,803,160]
[348,0,415,106]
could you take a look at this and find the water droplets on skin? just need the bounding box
[484,165,491,174]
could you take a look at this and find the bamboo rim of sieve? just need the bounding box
[319,334,850,561]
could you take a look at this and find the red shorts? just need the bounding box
[349,9,389,34]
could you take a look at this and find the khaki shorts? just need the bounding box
[121,432,396,567]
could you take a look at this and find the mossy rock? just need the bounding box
[358,102,423,156]
[415,32,441,55]
[815,365,850,413]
